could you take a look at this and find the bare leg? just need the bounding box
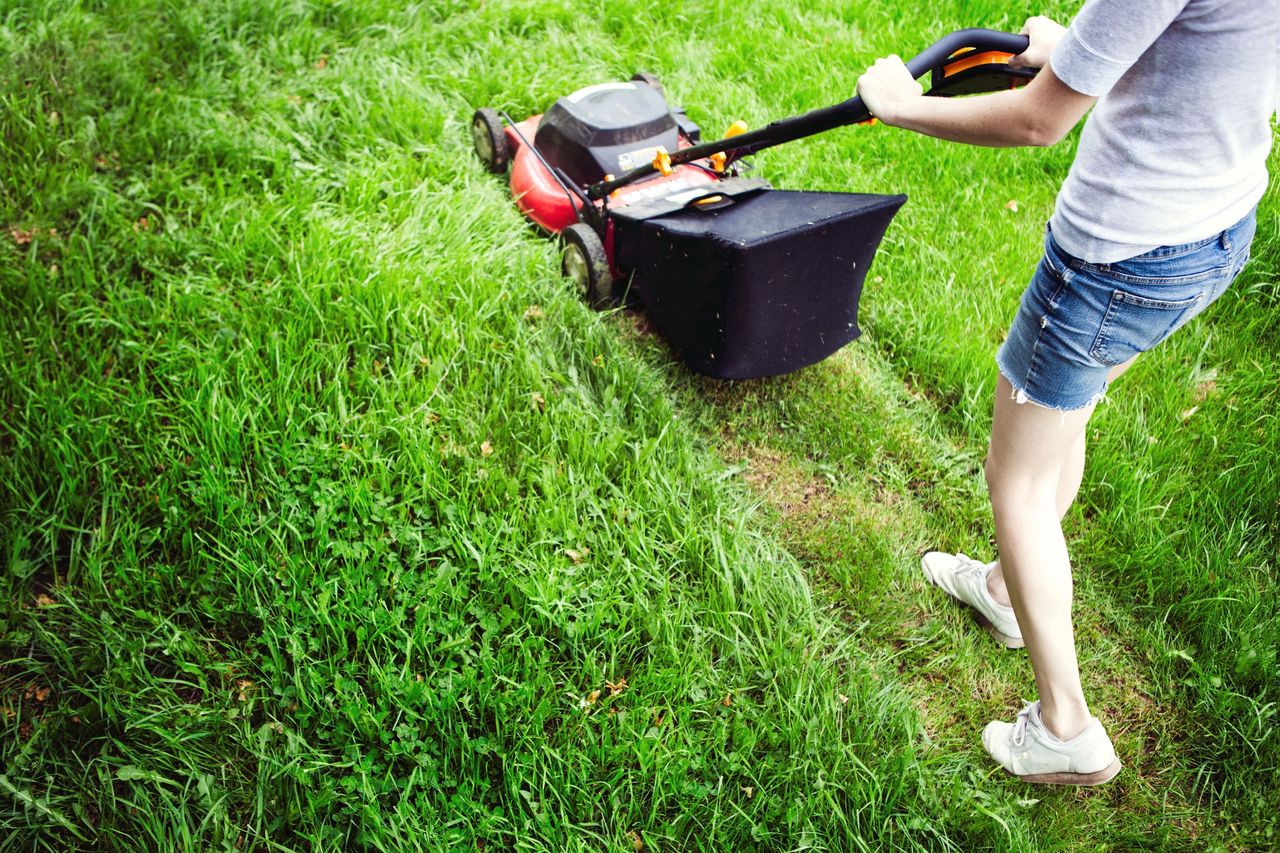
[986,433,1083,606]
[986,358,1135,607]
[984,374,1098,741]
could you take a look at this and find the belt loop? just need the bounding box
[1221,228,1232,252]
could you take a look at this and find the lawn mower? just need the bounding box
[471,29,1036,379]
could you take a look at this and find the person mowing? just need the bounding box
[857,1,1277,785]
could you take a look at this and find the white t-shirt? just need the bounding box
[1048,0,1278,263]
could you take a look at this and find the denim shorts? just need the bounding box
[996,210,1257,411]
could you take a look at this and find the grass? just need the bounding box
[0,0,1276,850]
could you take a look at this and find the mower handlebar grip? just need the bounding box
[904,28,1030,79]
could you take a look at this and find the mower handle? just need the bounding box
[899,27,1031,80]
[587,28,1032,201]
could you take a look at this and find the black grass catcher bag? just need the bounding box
[611,178,905,380]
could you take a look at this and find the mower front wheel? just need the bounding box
[471,107,509,173]
[561,223,615,310]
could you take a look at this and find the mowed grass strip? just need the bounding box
[1,1,1051,850]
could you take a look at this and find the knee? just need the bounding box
[983,454,1011,508]
[983,452,1008,498]
[984,452,1055,514]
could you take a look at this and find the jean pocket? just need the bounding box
[1089,289,1205,366]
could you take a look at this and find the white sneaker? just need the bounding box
[920,552,1024,649]
[983,701,1122,785]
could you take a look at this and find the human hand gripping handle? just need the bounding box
[856,55,923,126]
[1009,16,1067,70]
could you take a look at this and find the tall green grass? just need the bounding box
[1,0,1275,850]
[0,1,1038,849]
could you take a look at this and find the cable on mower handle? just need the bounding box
[586,28,1033,201]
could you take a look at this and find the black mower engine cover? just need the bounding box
[535,82,678,187]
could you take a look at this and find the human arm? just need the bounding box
[856,16,1095,148]
[858,58,1095,148]
[858,2,1196,147]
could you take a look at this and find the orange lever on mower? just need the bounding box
[929,48,1037,96]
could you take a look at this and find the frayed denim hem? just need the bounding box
[996,366,1107,413]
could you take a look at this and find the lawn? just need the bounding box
[1,0,1276,850]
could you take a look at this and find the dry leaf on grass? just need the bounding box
[1192,375,1218,402]
[1005,199,1020,213]
[523,305,544,321]
[531,391,547,412]
[34,593,56,607]
[480,440,493,457]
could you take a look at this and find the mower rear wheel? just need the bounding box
[561,223,614,310]
[471,108,509,173]
[630,72,665,98]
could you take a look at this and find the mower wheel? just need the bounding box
[630,72,665,98]
[471,107,509,173]
[561,223,615,309]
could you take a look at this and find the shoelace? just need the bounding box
[954,553,989,578]
[1011,701,1039,748]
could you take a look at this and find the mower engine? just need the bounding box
[473,78,721,239]
[534,81,694,187]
